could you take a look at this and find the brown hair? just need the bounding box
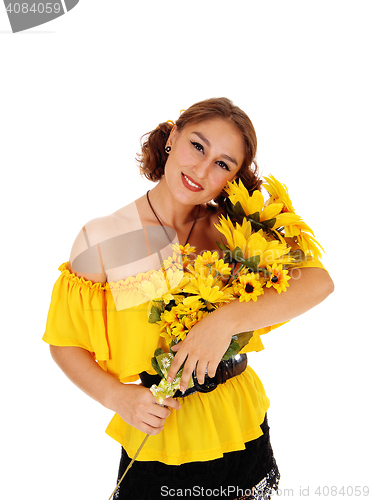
[137,97,261,208]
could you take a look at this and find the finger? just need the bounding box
[140,422,164,435]
[195,360,209,385]
[170,342,181,352]
[144,411,168,429]
[179,357,197,392]
[150,405,171,419]
[167,350,188,382]
[163,397,182,411]
[205,360,218,379]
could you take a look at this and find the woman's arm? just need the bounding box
[168,267,334,392]
[50,345,181,436]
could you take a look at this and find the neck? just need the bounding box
[148,179,200,230]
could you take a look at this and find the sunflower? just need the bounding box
[137,268,188,304]
[158,308,179,340]
[172,243,196,256]
[273,213,324,259]
[225,179,284,221]
[296,232,324,260]
[192,251,231,278]
[263,175,295,213]
[172,300,205,320]
[162,254,184,272]
[173,300,209,336]
[170,320,188,341]
[246,231,293,267]
[158,301,209,342]
[265,263,291,294]
[183,273,233,307]
[215,215,292,268]
[232,273,264,302]
[195,250,219,267]
[163,244,196,272]
[215,215,253,251]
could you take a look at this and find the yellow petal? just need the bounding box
[261,203,284,221]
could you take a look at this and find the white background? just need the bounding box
[1,1,370,499]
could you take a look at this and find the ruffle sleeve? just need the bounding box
[43,262,110,361]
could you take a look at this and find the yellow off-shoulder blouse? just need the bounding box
[43,259,325,465]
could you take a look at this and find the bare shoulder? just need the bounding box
[68,200,142,284]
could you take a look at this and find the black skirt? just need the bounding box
[113,414,280,500]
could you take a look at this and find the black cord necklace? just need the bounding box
[146,190,200,246]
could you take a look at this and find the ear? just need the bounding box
[166,125,178,148]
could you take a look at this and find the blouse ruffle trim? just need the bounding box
[58,262,170,305]
[105,367,270,465]
[58,262,111,291]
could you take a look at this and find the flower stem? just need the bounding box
[108,434,150,500]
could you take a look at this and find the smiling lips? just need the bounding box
[182,173,203,191]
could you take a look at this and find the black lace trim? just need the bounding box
[235,459,280,499]
[113,414,280,500]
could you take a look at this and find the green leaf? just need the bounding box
[148,305,162,323]
[233,201,247,219]
[236,331,254,350]
[222,339,241,360]
[225,199,235,217]
[216,240,228,252]
[222,336,242,361]
[232,246,245,263]
[230,339,241,351]
[238,254,261,271]
[154,348,165,357]
[151,356,165,378]
[263,217,276,229]
[225,199,245,224]
[248,211,260,223]
[223,251,233,264]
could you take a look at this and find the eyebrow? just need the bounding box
[192,131,238,166]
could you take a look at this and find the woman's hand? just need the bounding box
[167,267,334,393]
[49,345,181,436]
[113,384,181,435]
[167,312,233,392]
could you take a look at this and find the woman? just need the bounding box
[43,97,334,499]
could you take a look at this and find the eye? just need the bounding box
[191,141,204,153]
[217,161,231,172]
[191,140,231,171]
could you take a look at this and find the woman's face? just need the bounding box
[163,118,245,206]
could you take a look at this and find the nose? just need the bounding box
[192,158,212,180]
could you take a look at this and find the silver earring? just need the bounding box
[165,146,171,153]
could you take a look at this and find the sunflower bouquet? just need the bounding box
[138,175,324,403]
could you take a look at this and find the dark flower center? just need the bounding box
[271,276,279,283]
[245,283,254,293]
